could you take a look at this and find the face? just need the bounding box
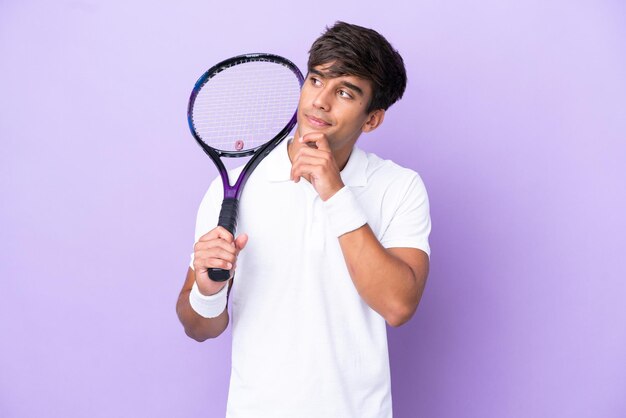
[295,63,384,155]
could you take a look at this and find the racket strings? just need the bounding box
[192,61,301,152]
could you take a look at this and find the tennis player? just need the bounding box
[177,21,431,418]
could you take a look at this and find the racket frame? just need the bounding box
[187,53,304,281]
[187,53,304,200]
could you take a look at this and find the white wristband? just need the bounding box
[323,186,368,237]
[189,280,229,318]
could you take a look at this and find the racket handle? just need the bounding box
[217,197,239,235]
[209,198,240,282]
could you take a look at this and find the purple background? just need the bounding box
[1,1,625,417]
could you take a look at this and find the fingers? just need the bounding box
[235,233,249,252]
[299,132,331,151]
[194,237,235,255]
[198,226,234,243]
[195,256,233,271]
[293,145,332,160]
[289,132,333,183]
[193,228,249,275]
[193,244,236,270]
[289,134,344,200]
[290,151,334,182]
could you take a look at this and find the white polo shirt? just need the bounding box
[191,137,431,418]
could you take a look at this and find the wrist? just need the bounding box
[189,280,229,318]
[322,186,368,237]
[320,181,345,202]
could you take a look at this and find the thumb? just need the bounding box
[235,233,249,252]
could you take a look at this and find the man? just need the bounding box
[176,21,431,418]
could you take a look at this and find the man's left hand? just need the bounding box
[290,133,344,201]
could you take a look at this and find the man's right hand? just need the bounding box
[192,226,249,296]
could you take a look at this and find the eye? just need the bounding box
[309,76,322,86]
[338,89,353,99]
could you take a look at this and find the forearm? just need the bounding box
[176,291,229,341]
[176,268,230,341]
[338,225,424,327]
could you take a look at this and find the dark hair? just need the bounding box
[307,21,407,112]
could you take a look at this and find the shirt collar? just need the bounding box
[266,136,368,187]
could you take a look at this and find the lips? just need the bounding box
[305,114,332,128]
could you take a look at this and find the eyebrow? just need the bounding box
[310,68,365,97]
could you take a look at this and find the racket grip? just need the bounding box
[217,197,239,236]
[209,198,239,282]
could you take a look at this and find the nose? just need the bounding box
[312,86,332,111]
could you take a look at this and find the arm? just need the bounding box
[176,227,248,341]
[290,133,430,327]
[338,225,429,327]
[176,267,231,341]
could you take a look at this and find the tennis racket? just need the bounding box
[187,53,304,282]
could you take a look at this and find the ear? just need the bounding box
[361,109,385,133]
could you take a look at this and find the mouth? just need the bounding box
[305,114,332,128]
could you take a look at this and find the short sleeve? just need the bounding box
[189,177,223,270]
[379,173,431,257]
